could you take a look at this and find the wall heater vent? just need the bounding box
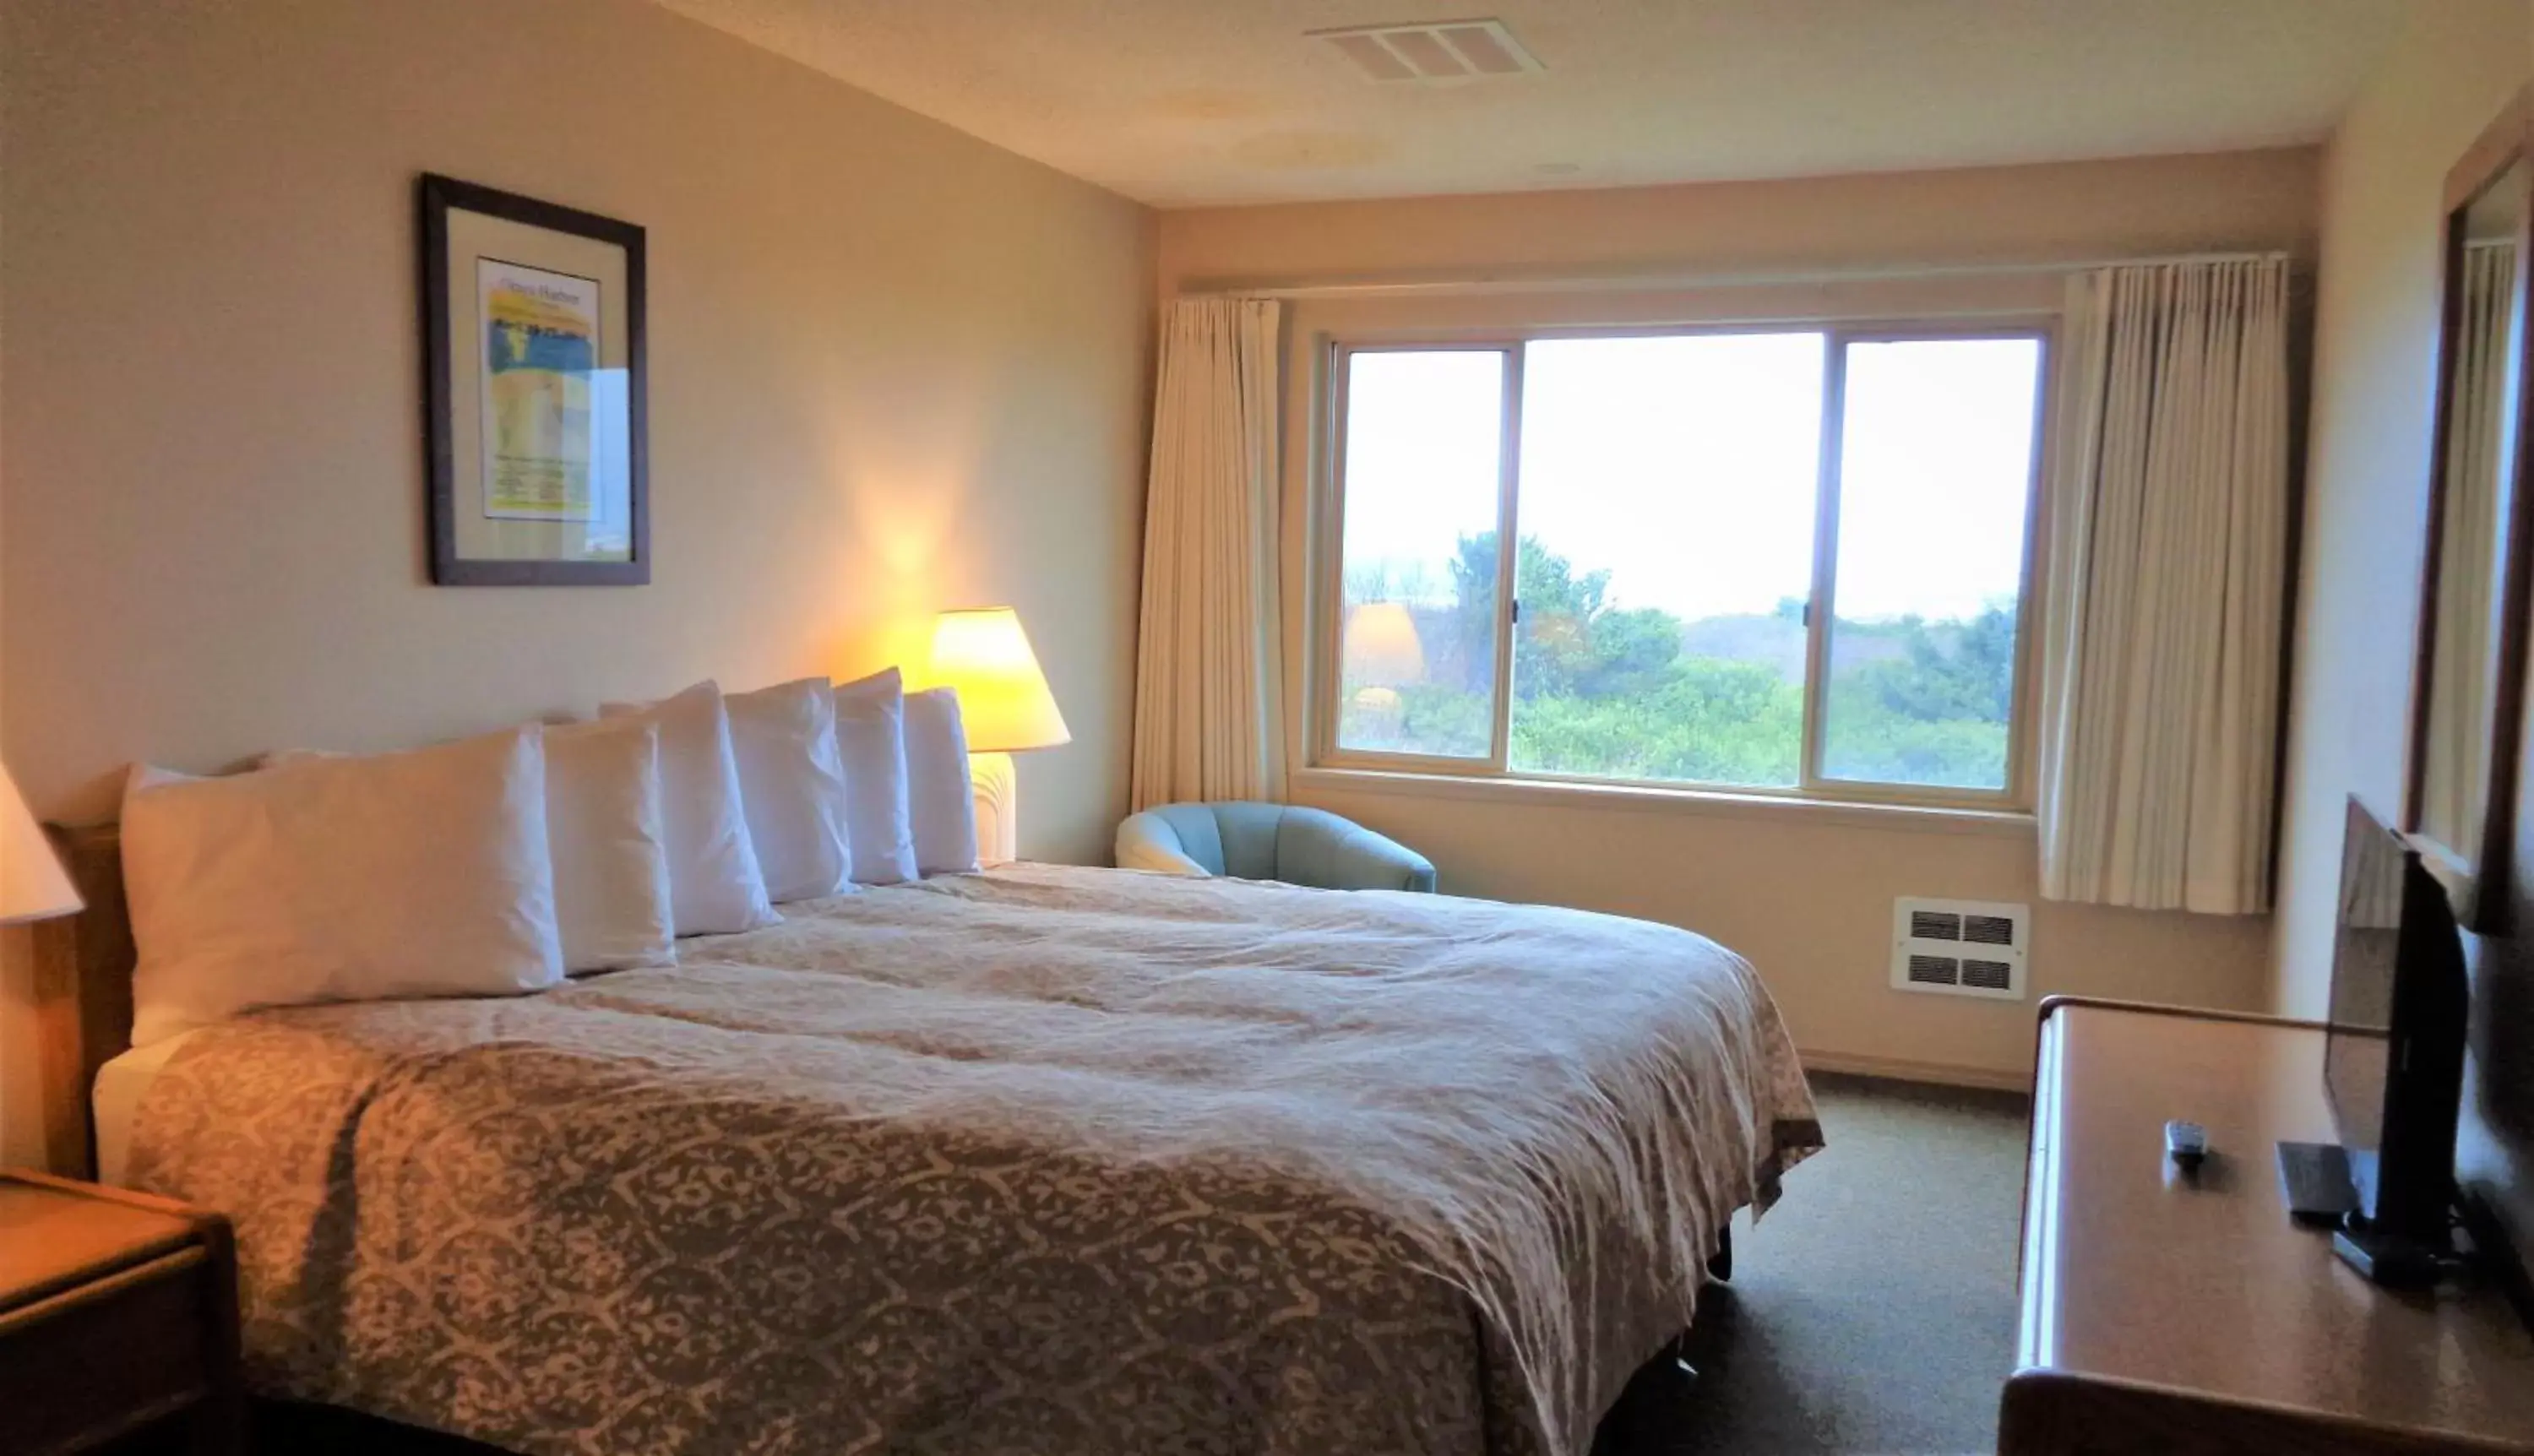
[1891,897,2029,1000]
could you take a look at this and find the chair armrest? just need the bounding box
[1277,807,1438,893]
[1115,810,1211,877]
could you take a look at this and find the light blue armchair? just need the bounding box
[1115,801,1437,893]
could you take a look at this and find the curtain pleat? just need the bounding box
[2037,258,2291,914]
[2419,244,2517,846]
[1128,298,1283,812]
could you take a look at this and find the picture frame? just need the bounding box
[420,173,648,585]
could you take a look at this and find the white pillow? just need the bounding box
[833,669,920,884]
[902,687,980,875]
[600,682,778,937]
[721,677,853,901]
[122,726,565,1048]
[266,720,677,975]
[541,719,677,972]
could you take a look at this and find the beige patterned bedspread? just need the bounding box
[129,865,1819,1456]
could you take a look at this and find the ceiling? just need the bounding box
[650,0,2411,208]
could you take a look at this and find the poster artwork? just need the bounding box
[478,260,600,521]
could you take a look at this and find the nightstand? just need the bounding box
[0,1169,242,1455]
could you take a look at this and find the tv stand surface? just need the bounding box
[2003,998,2534,1456]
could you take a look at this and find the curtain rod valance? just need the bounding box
[1181,249,2295,302]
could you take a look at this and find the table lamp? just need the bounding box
[927,607,1070,865]
[0,761,81,926]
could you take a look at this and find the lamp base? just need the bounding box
[971,751,1020,866]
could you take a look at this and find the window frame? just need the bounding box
[1312,316,2056,812]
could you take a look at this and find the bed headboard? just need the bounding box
[30,822,133,1178]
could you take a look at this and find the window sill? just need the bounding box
[1290,765,2039,839]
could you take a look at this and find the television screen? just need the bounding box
[2325,796,2404,1214]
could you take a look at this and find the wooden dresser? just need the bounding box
[2003,998,2534,1454]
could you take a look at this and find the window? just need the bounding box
[1335,349,1508,761]
[1323,326,2046,806]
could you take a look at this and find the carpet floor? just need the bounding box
[1594,1073,2033,1456]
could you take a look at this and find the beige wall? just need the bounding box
[2272,0,2534,1274]
[1159,150,2320,1084]
[2272,2,2527,1013]
[1158,150,2322,296]
[0,0,1154,1161]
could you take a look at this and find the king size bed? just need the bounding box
[40,831,1820,1456]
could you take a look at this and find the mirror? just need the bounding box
[2411,133,2534,932]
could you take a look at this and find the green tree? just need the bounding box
[1820,605,2016,787]
[1352,531,2014,792]
[1846,606,2015,723]
[1453,530,1688,701]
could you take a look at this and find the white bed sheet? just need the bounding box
[91,1029,200,1186]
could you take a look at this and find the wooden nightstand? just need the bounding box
[0,1169,242,1456]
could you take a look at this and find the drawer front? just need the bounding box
[0,1250,215,1455]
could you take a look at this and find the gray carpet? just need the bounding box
[1594,1073,2031,1456]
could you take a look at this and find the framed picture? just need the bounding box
[420,173,647,585]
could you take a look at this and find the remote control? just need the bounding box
[2165,1119,2209,1171]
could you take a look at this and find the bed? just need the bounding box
[36,826,1820,1456]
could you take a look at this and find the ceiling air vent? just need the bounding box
[1892,898,2030,1001]
[1312,19,1544,84]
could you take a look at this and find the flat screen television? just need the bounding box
[2319,795,2470,1273]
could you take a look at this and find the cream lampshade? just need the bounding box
[927,607,1070,865]
[0,762,80,926]
[1343,601,1426,687]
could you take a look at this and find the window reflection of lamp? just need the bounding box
[927,607,1070,865]
[1344,601,1426,732]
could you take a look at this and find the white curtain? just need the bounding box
[2036,258,2291,914]
[2418,242,2518,850]
[1128,297,1284,812]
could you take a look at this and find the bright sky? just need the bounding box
[1340,334,2041,623]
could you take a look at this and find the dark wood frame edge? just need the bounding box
[418,172,650,588]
